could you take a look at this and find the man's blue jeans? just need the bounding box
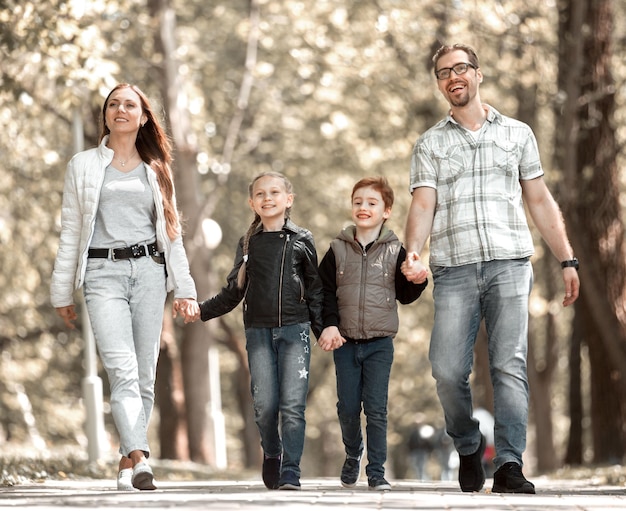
[333,337,394,479]
[245,323,311,477]
[429,259,533,470]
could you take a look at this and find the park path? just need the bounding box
[0,477,625,510]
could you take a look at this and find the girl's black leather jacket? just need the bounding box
[199,219,323,338]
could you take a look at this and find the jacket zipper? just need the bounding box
[277,233,289,327]
[358,241,367,338]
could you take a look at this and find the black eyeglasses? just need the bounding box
[434,62,477,80]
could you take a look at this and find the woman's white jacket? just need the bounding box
[50,136,197,308]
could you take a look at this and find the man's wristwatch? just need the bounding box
[561,258,579,271]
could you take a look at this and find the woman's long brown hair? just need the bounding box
[100,84,180,240]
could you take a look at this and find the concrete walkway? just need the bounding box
[0,477,625,510]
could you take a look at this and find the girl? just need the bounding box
[51,84,199,491]
[195,172,323,490]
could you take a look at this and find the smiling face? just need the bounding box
[351,185,391,230]
[435,49,483,108]
[248,175,294,228]
[104,86,148,135]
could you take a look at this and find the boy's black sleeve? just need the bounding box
[300,232,324,339]
[318,247,340,329]
[395,246,428,304]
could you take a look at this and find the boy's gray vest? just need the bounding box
[331,226,401,340]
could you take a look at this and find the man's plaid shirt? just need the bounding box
[409,105,544,267]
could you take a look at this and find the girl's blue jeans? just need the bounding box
[83,255,167,458]
[333,336,394,480]
[245,323,311,477]
[429,258,533,470]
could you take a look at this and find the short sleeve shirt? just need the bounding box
[409,105,543,267]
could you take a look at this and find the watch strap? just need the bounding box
[561,258,579,269]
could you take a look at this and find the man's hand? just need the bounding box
[401,252,428,284]
[562,268,580,307]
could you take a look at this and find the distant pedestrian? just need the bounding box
[408,420,455,481]
[318,176,427,491]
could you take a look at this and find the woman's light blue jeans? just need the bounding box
[83,255,167,458]
[333,337,394,480]
[245,323,311,477]
[429,258,532,470]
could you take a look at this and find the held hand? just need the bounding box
[56,305,77,329]
[401,252,428,284]
[562,268,580,307]
[317,327,337,351]
[318,326,346,351]
[173,298,201,323]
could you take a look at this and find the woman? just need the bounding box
[51,84,199,491]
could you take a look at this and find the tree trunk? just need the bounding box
[564,310,584,465]
[556,0,626,463]
[527,251,558,472]
[156,301,188,459]
[147,0,263,464]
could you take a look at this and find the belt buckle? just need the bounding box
[130,244,144,258]
[111,247,123,262]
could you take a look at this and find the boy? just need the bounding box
[318,176,427,490]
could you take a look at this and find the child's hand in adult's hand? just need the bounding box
[173,298,200,323]
[401,252,428,284]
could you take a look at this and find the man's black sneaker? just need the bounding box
[368,476,391,491]
[262,455,281,490]
[340,456,361,488]
[492,462,535,494]
[458,434,486,492]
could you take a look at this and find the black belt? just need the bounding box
[88,242,162,262]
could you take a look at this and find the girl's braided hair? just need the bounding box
[236,172,294,289]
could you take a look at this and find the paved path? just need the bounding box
[0,477,625,510]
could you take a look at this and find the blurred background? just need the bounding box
[1,0,626,483]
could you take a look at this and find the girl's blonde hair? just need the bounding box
[236,172,294,288]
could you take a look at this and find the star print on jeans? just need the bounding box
[298,355,305,364]
[298,367,309,379]
[300,331,309,343]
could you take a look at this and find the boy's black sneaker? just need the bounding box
[262,455,281,490]
[492,462,535,494]
[368,476,391,491]
[340,456,361,488]
[458,434,486,492]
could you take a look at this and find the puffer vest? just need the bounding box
[331,226,401,340]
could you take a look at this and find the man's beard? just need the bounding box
[449,92,470,107]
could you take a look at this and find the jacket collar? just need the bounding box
[97,135,114,161]
[251,218,299,236]
[338,224,396,245]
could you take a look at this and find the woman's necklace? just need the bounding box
[115,150,138,167]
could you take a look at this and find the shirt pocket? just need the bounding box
[490,139,521,197]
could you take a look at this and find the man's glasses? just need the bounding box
[434,62,477,80]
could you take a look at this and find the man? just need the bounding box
[402,43,580,494]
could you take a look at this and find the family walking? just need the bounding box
[52,42,579,494]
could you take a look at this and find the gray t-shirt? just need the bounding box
[91,162,157,248]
